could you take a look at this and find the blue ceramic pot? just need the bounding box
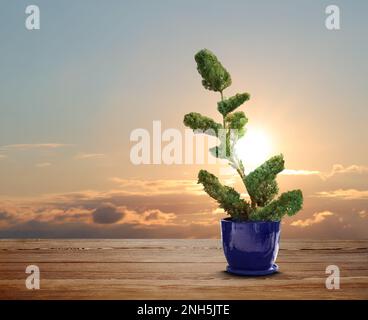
[221,218,281,276]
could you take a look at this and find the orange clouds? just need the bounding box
[123,208,177,226]
[291,211,334,228]
[109,177,203,196]
[92,203,124,224]
[315,189,368,200]
[321,164,368,179]
[280,164,368,179]
[75,153,106,160]
[0,175,367,239]
[359,210,367,218]
[0,183,198,238]
[0,191,217,238]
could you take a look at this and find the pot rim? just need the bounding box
[221,217,280,225]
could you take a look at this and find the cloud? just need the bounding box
[0,196,178,228]
[124,209,177,226]
[358,210,367,218]
[144,210,163,221]
[0,175,366,239]
[315,189,368,200]
[75,153,105,160]
[290,211,334,228]
[281,169,320,176]
[0,183,367,238]
[321,164,368,179]
[280,164,368,179]
[0,143,72,151]
[0,211,13,221]
[0,193,213,238]
[0,179,216,238]
[92,203,124,224]
[110,178,203,195]
[36,162,52,168]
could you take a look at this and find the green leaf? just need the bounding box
[183,112,222,136]
[198,170,250,220]
[250,190,303,221]
[217,93,250,116]
[194,49,232,92]
[245,154,285,206]
[225,111,248,138]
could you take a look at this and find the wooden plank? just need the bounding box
[0,239,367,299]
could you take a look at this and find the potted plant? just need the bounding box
[183,49,303,275]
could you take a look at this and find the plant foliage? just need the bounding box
[184,49,303,221]
[218,93,250,116]
[194,49,232,92]
[183,112,222,136]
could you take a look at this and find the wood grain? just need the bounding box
[0,239,367,299]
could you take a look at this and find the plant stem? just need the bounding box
[219,91,255,211]
[220,91,225,129]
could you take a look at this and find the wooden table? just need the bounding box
[0,239,367,299]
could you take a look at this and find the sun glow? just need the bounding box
[234,126,273,172]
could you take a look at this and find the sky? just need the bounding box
[0,0,367,238]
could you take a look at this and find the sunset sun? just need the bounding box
[234,126,273,172]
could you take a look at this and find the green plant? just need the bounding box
[184,49,303,221]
